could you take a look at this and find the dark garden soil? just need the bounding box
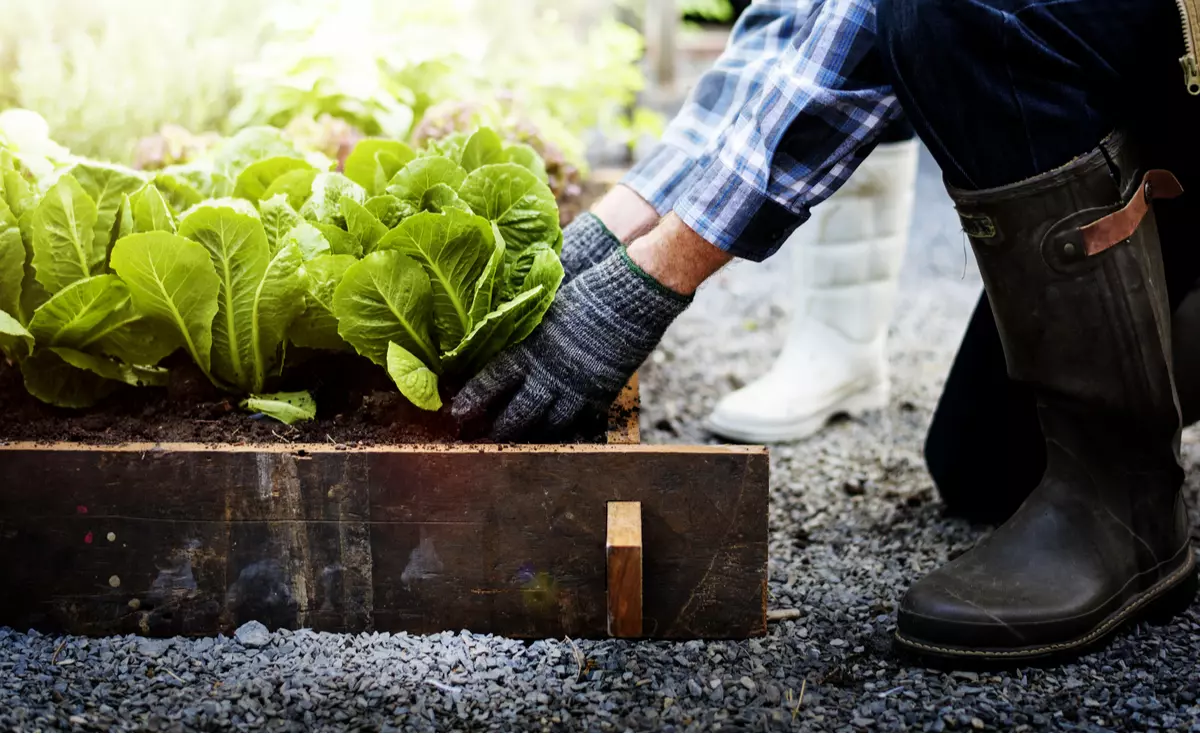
[0,351,612,447]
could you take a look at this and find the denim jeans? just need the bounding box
[875,0,1200,521]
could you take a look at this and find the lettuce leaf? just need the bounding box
[0,197,24,322]
[131,185,176,234]
[332,249,439,370]
[443,285,547,374]
[458,163,558,262]
[375,210,495,352]
[179,205,305,393]
[386,341,441,411]
[0,309,32,360]
[50,347,168,388]
[291,254,355,351]
[234,156,316,202]
[69,162,146,255]
[261,168,319,212]
[468,222,507,324]
[300,173,366,227]
[283,222,332,262]
[28,274,131,349]
[214,126,301,181]
[343,139,416,195]
[420,183,472,214]
[241,390,316,425]
[20,348,118,408]
[315,223,361,258]
[153,166,216,212]
[460,128,506,172]
[365,194,414,229]
[30,175,98,293]
[385,156,467,205]
[503,143,550,182]
[260,195,302,254]
[340,197,387,254]
[506,245,564,345]
[109,231,220,379]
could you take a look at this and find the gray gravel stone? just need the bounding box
[136,638,171,659]
[234,621,270,649]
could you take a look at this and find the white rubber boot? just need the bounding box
[706,139,920,443]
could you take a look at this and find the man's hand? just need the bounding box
[451,215,732,442]
[559,185,659,283]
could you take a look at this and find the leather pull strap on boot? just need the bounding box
[895,133,1198,666]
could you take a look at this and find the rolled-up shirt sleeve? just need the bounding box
[673,0,902,261]
[622,0,812,215]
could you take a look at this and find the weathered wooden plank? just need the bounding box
[0,444,768,639]
[607,501,643,637]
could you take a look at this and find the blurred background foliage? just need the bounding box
[0,0,672,172]
[0,0,268,160]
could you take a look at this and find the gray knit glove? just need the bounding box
[452,247,691,442]
[559,213,622,283]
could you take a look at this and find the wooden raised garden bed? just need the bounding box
[0,380,769,639]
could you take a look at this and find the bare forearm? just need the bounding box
[626,213,733,295]
[590,184,660,243]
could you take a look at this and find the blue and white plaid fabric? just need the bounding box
[622,0,903,261]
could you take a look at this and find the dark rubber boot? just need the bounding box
[895,133,1197,667]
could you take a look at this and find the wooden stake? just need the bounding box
[606,501,643,637]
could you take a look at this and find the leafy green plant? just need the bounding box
[0,154,176,408]
[313,128,563,410]
[0,122,564,424]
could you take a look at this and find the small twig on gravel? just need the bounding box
[565,636,585,680]
[50,639,65,664]
[767,609,801,622]
[426,679,459,695]
[159,668,185,684]
[792,679,807,722]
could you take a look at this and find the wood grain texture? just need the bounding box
[606,501,643,637]
[0,444,768,639]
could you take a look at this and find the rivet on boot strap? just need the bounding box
[1062,242,1079,258]
[1079,169,1184,256]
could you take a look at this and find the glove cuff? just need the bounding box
[571,248,692,351]
[559,213,622,281]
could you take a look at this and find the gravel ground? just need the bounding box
[4,147,1200,732]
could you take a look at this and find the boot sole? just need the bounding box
[893,547,1197,669]
[705,382,889,443]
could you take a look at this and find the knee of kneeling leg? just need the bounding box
[876,0,961,76]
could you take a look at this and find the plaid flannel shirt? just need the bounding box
[622,0,903,261]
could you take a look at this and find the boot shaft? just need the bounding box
[783,139,918,343]
[947,134,1180,438]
